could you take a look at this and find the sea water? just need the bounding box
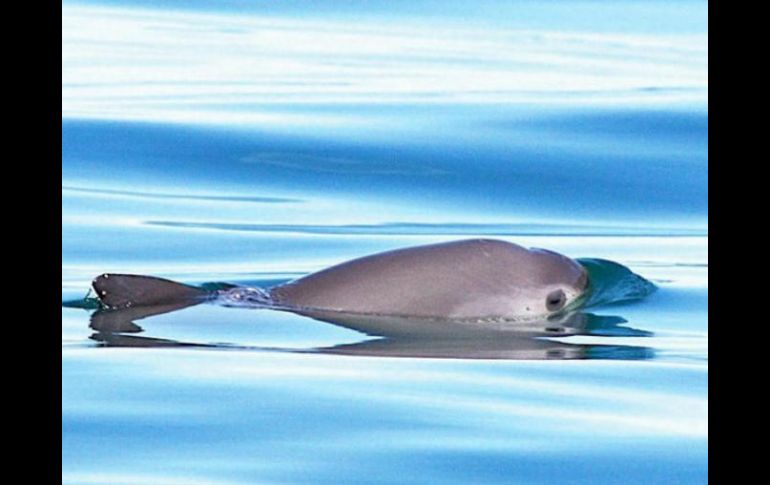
[62,1,708,483]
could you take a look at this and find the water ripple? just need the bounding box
[64,185,302,204]
[145,220,708,237]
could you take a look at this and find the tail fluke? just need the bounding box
[92,274,210,309]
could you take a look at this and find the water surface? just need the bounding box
[62,1,708,483]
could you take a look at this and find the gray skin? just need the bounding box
[269,239,588,320]
[92,239,589,321]
[92,273,207,309]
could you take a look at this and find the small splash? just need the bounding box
[217,287,273,307]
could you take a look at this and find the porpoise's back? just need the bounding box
[270,239,586,319]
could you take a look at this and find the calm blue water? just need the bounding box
[62,1,708,483]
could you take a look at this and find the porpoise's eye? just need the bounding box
[546,289,566,311]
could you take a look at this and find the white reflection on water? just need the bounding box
[63,4,707,126]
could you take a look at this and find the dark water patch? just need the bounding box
[579,258,658,308]
[145,220,707,237]
[62,117,707,223]
[497,109,707,142]
[578,313,652,337]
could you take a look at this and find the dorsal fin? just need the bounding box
[92,274,209,309]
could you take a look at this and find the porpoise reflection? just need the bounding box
[85,292,653,361]
[78,239,655,360]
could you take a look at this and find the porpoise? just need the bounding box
[92,239,589,321]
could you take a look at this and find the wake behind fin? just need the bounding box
[92,273,211,309]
